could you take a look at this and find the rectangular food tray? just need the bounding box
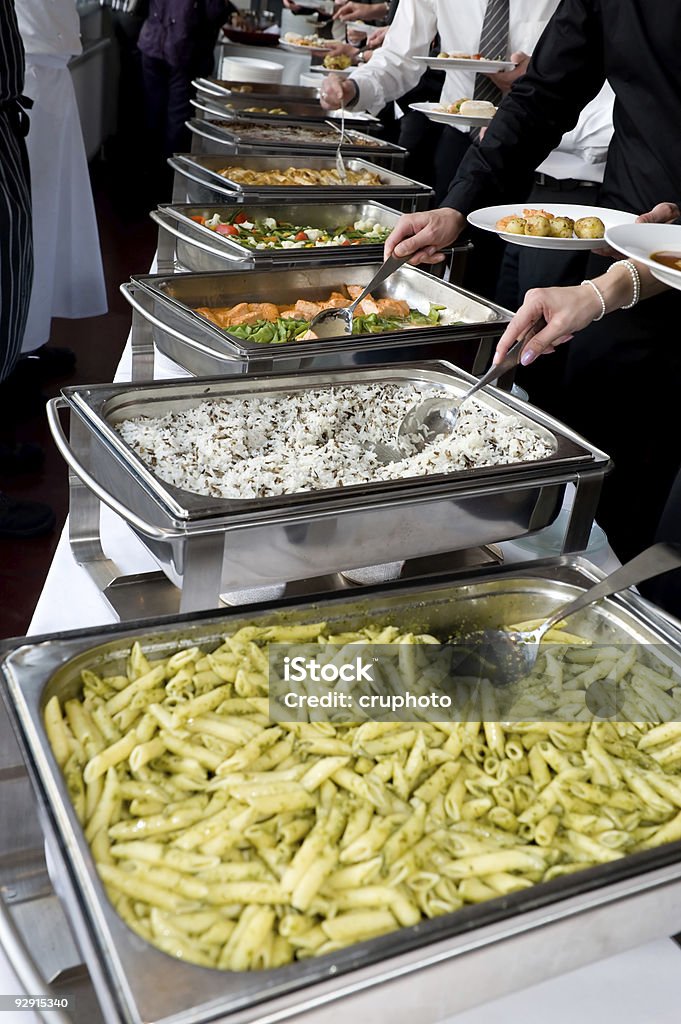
[186,109,406,167]
[152,201,422,273]
[168,153,433,211]
[3,559,681,1024]
[193,77,322,103]
[47,362,610,601]
[187,91,380,129]
[127,261,508,370]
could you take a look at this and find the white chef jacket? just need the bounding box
[15,0,82,58]
[350,0,613,184]
[15,0,107,352]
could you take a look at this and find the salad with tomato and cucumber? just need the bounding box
[187,211,391,251]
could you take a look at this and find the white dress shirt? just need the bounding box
[350,0,613,182]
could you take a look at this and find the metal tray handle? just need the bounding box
[168,155,240,197]
[0,896,71,1024]
[47,398,183,543]
[119,281,232,355]
[185,117,243,147]
[149,209,246,262]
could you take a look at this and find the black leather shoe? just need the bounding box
[22,345,77,379]
[0,493,55,538]
[0,442,45,475]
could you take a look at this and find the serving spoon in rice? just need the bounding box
[397,335,529,455]
[447,543,681,689]
[394,317,548,457]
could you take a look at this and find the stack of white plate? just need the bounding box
[220,56,284,84]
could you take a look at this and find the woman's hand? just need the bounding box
[493,286,601,366]
[384,208,466,265]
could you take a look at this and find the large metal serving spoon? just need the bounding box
[307,252,411,339]
[453,542,681,688]
[335,101,347,183]
[397,337,525,453]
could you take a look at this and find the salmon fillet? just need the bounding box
[376,298,410,317]
[293,299,323,320]
[196,306,226,327]
[357,295,380,316]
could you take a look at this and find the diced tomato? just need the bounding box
[295,231,308,241]
[341,239,351,246]
[215,224,240,236]
[234,212,248,224]
[190,215,206,224]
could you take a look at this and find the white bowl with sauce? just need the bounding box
[606,222,681,292]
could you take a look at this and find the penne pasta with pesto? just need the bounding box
[44,623,681,972]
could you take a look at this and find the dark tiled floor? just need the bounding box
[0,164,157,641]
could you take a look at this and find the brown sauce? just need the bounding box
[651,250,681,271]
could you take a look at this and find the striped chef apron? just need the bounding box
[0,0,33,384]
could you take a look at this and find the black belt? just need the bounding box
[534,172,599,189]
[0,95,33,138]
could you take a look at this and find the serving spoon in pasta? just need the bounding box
[453,542,681,688]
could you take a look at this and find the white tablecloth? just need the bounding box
[4,335,680,1022]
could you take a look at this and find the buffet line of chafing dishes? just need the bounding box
[3,75,681,1024]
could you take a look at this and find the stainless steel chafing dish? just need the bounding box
[46,362,610,616]
[121,263,503,379]
[168,153,433,211]
[186,106,406,169]
[186,90,381,129]
[3,558,681,1024]
[194,76,321,103]
[151,201,442,274]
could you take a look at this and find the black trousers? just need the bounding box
[433,126,506,300]
[640,465,681,619]
[0,107,33,384]
[141,51,214,200]
[561,271,681,563]
[491,178,681,565]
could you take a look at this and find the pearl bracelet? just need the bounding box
[607,259,641,309]
[581,278,606,321]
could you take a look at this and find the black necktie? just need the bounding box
[474,0,510,106]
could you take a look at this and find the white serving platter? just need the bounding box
[469,203,638,251]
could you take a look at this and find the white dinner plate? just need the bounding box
[296,0,334,13]
[346,21,371,34]
[308,64,353,77]
[605,223,681,293]
[279,40,335,55]
[409,101,494,128]
[414,55,516,74]
[468,203,638,251]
